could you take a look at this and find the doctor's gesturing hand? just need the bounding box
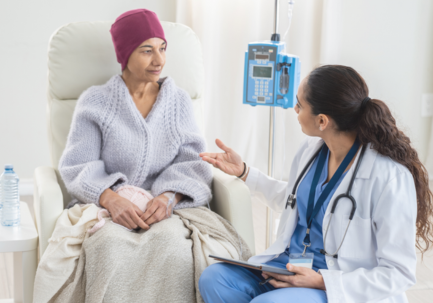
[200,139,249,181]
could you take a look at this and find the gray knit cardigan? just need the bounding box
[59,74,212,209]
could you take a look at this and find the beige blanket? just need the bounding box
[34,205,251,303]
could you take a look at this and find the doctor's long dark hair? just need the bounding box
[305,65,433,254]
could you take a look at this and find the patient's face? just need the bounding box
[126,38,166,82]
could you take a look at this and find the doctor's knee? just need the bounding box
[199,263,231,293]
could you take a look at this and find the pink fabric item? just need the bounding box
[116,185,154,212]
[110,9,167,71]
[88,185,154,234]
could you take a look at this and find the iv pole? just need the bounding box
[266,0,280,249]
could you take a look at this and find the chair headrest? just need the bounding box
[48,21,204,100]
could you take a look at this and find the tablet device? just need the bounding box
[209,255,295,276]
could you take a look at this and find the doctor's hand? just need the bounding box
[99,189,150,230]
[200,139,245,177]
[262,263,326,291]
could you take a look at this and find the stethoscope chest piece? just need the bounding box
[285,194,296,209]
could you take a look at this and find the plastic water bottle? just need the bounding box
[0,164,20,226]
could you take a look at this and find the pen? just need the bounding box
[259,277,274,286]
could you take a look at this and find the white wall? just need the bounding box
[268,0,433,184]
[321,0,433,162]
[0,0,176,179]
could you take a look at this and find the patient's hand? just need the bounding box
[200,139,245,177]
[100,189,149,230]
[141,192,183,225]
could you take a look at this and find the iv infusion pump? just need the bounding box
[243,41,301,109]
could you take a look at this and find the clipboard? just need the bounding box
[209,255,295,276]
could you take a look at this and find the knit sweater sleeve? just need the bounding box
[58,88,128,206]
[151,89,212,208]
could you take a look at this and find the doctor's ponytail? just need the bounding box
[306,65,433,254]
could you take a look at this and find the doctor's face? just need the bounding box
[295,77,322,137]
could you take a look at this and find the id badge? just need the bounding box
[289,253,314,269]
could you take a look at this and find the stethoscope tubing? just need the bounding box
[285,146,323,209]
[323,144,367,258]
[288,143,368,258]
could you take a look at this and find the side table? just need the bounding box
[0,202,38,303]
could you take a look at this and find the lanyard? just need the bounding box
[302,139,360,253]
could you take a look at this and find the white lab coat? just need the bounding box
[245,137,417,303]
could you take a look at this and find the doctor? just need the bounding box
[198,65,433,303]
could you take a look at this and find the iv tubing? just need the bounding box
[283,0,295,41]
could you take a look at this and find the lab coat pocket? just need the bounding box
[339,215,373,259]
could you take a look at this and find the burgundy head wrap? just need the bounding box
[110,9,167,71]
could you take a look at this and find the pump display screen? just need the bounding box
[255,54,270,60]
[253,66,272,78]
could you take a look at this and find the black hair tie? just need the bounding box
[361,97,371,109]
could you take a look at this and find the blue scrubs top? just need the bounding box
[288,149,347,271]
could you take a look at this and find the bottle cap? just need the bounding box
[4,164,13,170]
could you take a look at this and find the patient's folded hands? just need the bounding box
[94,186,152,232]
[140,192,183,225]
[91,186,183,234]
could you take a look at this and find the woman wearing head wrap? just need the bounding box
[56,9,213,301]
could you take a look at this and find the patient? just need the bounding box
[56,8,213,302]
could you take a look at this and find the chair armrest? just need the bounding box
[33,166,64,258]
[211,167,255,254]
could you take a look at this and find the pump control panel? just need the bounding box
[243,41,300,109]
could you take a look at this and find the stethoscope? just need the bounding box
[285,143,367,259]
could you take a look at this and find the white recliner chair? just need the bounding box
[33,21,255,260]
